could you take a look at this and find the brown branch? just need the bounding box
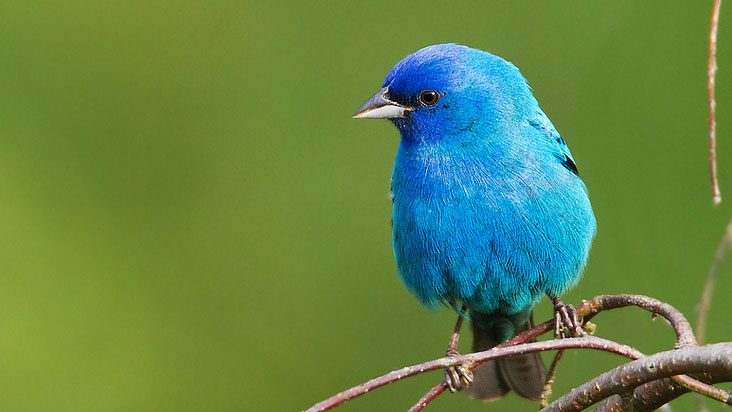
[306,336,642,412]
[310,295,716,411]
[407,316,556,412]
[580,294,696,347]
[410,352,724,412]
[409,294,697,411]
[595,372,731,412]
[696,219,732,344]
[542,343,732,412]
[407,315,557,412]
[595,357,732,411]
[709,0,723,205]
[408,384,444,412]
[595,282,732,412]
[602,381,718,412]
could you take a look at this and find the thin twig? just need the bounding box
[542,343,732,412]
[696,219,732,344]
[709,0,723,205]
[408,384,444,412]
[540,350,566,408]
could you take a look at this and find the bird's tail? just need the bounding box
[465,310,547,402]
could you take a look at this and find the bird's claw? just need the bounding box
[444,349,473,392]
[553,299,584,338]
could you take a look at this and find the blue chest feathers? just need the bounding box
[391,124,596,315]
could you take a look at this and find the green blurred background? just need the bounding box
[1,1,731,411]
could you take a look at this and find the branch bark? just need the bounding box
[543,343,732,412]
[307,336,641,412]
[408,294,697,411]
[308,295,727,412]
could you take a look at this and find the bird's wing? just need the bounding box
[528,109,580,176]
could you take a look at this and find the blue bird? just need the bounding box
[353,44,596,401]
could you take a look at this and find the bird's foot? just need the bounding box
[552,298,585,338]
[444,348,473,392]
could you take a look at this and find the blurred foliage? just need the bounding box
[0,1,730,411]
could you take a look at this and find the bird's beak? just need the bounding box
[352,87,410,119]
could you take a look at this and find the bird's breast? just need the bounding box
[389,142,596,312]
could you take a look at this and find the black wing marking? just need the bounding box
[557,154,579,176]
[529,110,580,177]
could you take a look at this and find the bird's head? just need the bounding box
[354,44,536,145]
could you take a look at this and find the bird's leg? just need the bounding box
[443,305,473,392]
[551,296,585,338]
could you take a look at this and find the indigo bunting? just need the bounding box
[353,44,596,401]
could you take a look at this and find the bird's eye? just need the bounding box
[419,90,440,106]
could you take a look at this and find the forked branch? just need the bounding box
[307,295,731,412]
